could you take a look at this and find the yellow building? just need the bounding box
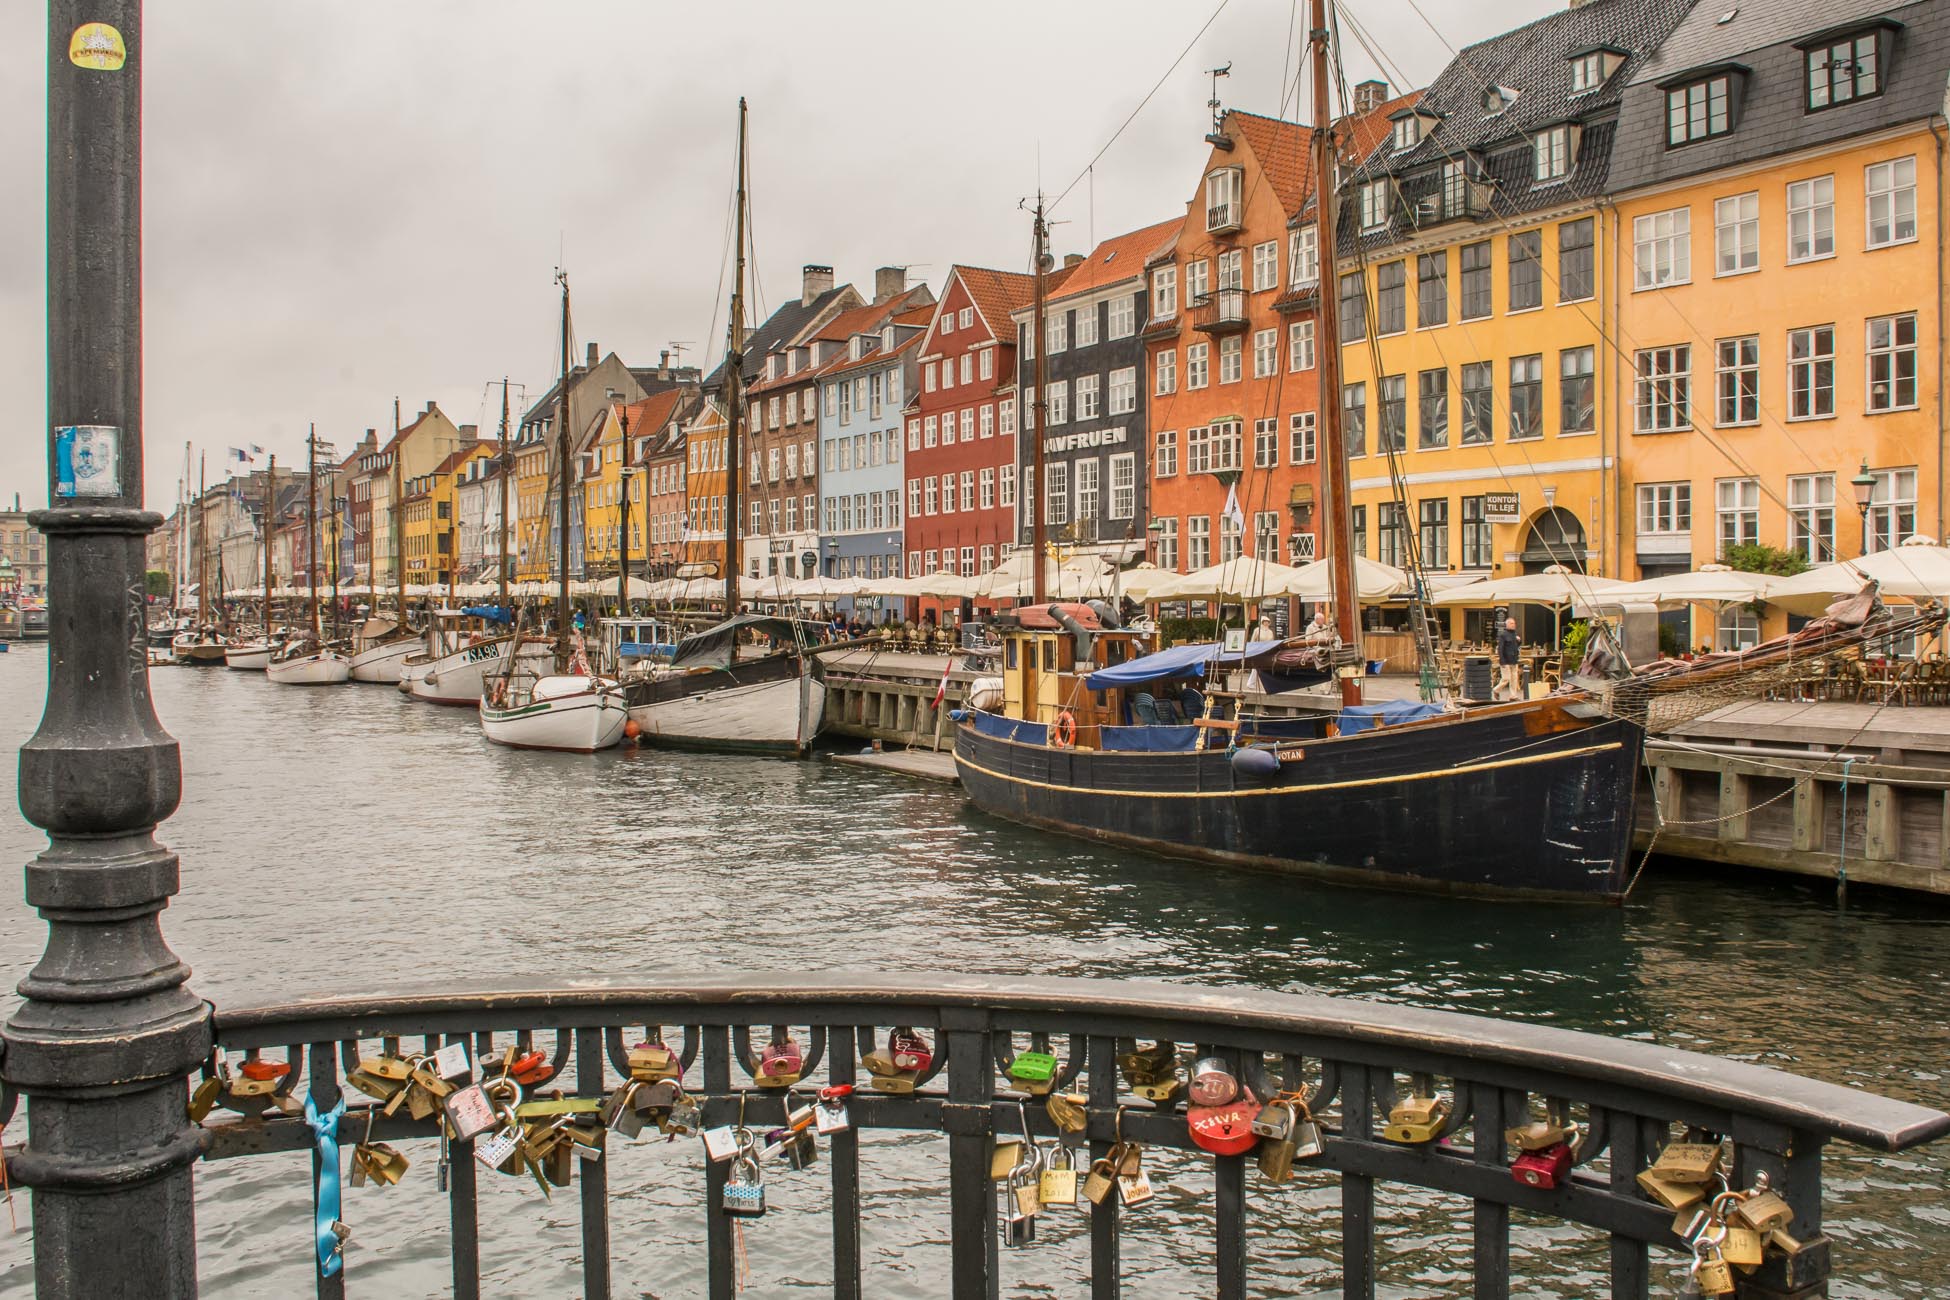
[400,443,494,590]
[1334,1,1696,646]
[375,401,472,587]
[1608,1,1950,648]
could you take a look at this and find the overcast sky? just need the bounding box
[1,0,1561,512]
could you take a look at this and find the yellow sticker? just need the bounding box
[68,22,126,71]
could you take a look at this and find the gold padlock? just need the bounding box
[626,1043,679,1081]
[1731,1189,1793,1234]
[1639,1168,1709,1211]
[1647,1140,1722,1184]
[1045,1092,1088,1134]
[1082,1152,1120,1205]
[1721,1224,1765,1269]
[990,1140,1025,1181]
[352,1141,410,1187]
[363,1056,414,1082]
[188,1077,223,1123]
[1382,1095,1449,1144]
[1132,1078,1184,1104]
[1692,1246,1736,1296]
[1504,1119,1571,1152]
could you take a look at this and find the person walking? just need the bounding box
[1496,616,1522,701]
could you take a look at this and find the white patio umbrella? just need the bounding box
[1153,555,1408,602]
[1282,556,1411,601]
[1430,564,1625,608]
[1764,535,1950,614]
[856,574,926,598]
[1116,563,1178,602]
[1600,563,1773,607]
[904,570,977,600]
[979,559,1122,601]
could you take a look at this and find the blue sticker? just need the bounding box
[55,425,119,498]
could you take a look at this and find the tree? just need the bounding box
[143,569,172,598]
[1718,542,1809,578]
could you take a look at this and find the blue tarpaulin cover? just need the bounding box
[1085,640,1281,691]
[1099,724,1200,752]
[460,605,514,624]
[1335,700,1446,734]
[972,710,1050,746]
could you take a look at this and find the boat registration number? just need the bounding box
[465,643,500,664]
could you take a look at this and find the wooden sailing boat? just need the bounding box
[950,8,1649,902]
[268,425,351,684]
[174,452,228,664]
[479,279,629,751]
[224,454,278,669]
[621,98,827,756]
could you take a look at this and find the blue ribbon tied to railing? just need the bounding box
[302,1094,349,1277]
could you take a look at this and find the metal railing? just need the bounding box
[168,973,1950,1299]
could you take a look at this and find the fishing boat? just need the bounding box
[477,293,629,752]
[268,427,351,686]
[224,640,275,671]
[174,451,228,665]
[403,610,545,705]
[624,613,827,755]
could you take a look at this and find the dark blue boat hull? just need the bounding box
[953,705,1642,902]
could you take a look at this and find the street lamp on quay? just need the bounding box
[618,464,640,618]
[1852,459,1878,555]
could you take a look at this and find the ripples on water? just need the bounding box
[0,643,1945,1296]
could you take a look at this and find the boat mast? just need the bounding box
[497,377,512,611]
[196,453,207,630]
[554,269,573,664]
[306,424,321,641]
[263,453,273,637]
[723,97,748,616]
[1031,194,1050,607]
[392,396,404,626]
[1309,0,1363,708]
[178,442,190,612]
[617,404,630,626]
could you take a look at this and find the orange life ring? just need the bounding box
[1051,710,1076,749]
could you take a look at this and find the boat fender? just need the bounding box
[1051,607,1094,666]
[949,709,966,721]
[1051,710,1077,749]
[1230,746,1280,779]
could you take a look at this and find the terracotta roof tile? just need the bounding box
[1048,218,1181,301]
[953,263,1074,342]
[1228,111,1319,215]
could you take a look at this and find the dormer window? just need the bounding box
[1392,117,1420,151]
[1206,166,1243,233]
[1533,125,1578,183]
[1359,178,1394,232]
[1665,72,1735,146]
[882,326,895,349]
[849,336,865,361]
[767,354,784,381]
[1568,46,1625,94]
[1483,85,1518,115]
[1804,28,1884,110]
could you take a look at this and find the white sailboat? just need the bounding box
[268,425,351,687]
[224,640,275,671]
[347,623,421,683]
[477,295,628,751]
[226,459,281,671]
[404,614,547,705]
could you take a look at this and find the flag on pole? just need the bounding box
[932,656,953,709]
[1222,481,1246,534]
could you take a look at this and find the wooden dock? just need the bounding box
[826,747,961,784]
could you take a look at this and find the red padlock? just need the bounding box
[889,1028,932,1074]
[509,1050,549,1085]
[817,1084,854,1103]
[1188,1084,1260,1156]
[238,1059,290,1082]
[1510,1142,1574,1189]
[759,1036,804,1079]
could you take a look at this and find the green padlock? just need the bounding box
[1008,1051,1059,1084]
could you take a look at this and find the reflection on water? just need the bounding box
[0,643,1945,1296]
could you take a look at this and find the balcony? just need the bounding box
[1190,288,1249,337]
[1410,179,1494,230]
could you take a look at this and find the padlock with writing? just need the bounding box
[889,1027,932,1074]
[1689,1239,1736,1296]
[443,1082,500,1143]
[1647,1140,1723,1185]
[1038,1143,1078,1206]
[757,1031,803,1087]
[626,1040,679,1082]
[1188,1082,1259,1156]
[722,1152,766,1217]
[1116,1168,1155,1208]
[1003,1164,1039,1247]
[1383,1093,1450,1144]
[701,1125,744,1164]
[1187,1057,1240,1108]
[1731,1187,1793,1234]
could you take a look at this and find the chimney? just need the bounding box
[459,424,478,443]
[802,264,834,306]
[1354,79,1388,113]
[874,266,906,304]
[425,400,437,415]
[1063,253,1084,269]
[586,341,599,369]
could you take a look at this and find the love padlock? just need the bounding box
[1511,1141,1574,1189]
[508,1051,550,1086]
[757,1032,803,1087]
[889,1028,932,1074]
[1187,1081,1259,1156]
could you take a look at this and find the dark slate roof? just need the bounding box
[702,286,856,389]
[1609,0,1950,193]
[1340,0,1694,253]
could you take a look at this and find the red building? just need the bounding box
[903,264,1072,617]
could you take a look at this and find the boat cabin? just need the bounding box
[601,617,682,674]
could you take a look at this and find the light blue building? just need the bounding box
[816,310,928,621]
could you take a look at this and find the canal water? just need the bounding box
[0,642,1945,1297]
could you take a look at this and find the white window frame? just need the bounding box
[1633,208,1691,290]
[1289,320,1315,372]
[1787,325,1835,420]
[1714,336,1759,428]
[1109,453,1136,520]
[1155,349,1176,395]
[1289,411,1316,465]
[1289,225,1319,287]
[1866,312,1919,412]
[1152,266,1177,318]
[1634,345,1692,434]
[1108,367,1137,416]
[1715,477,1760,551]
[1866,156,1917,249]
[1714,192,1759,276]
[1251,240,1279,292]
[1788,176,1835,264]
[1533,125,1573,183]
[1154,429,1177,479]
[1108,295,1136,339]
[1253,328,1278,378]
[1787,472,1836,563]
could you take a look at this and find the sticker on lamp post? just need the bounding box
[68,23,126,71]
[55,425,120,498]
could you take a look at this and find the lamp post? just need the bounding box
[1852,459,1878,556]
[619,465,640,619]
[6,5,211,1294]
